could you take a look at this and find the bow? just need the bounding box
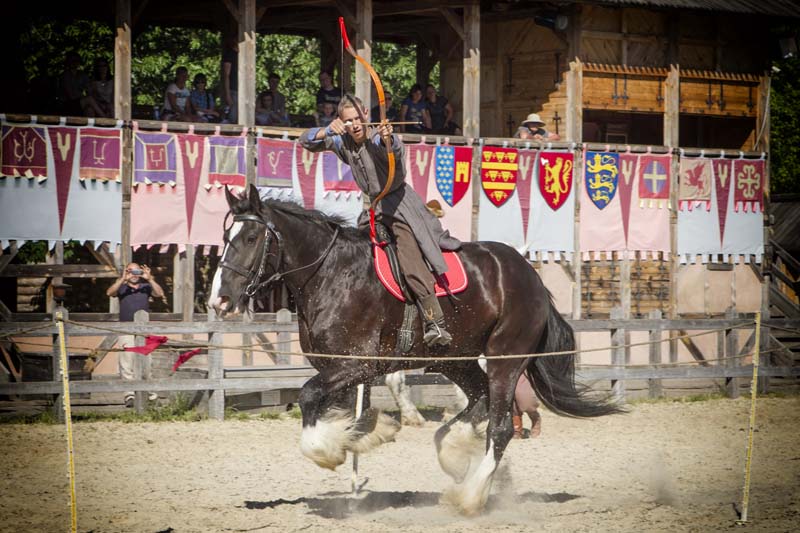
[339,17,395,244]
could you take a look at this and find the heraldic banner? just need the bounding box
[425,145,473,242]
[580,151,625,257]
[528,150,575,260]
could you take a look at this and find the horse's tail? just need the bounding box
[526,293,623,418]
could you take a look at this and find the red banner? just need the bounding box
[1,125,47,178]
[712,158,733,246]
[294,143,318,209]
[47,127,79,232]
[538,151,573,211]
[618,154,638,246]
[79,128,121,182]
[637,154,670,207]
[407,143,434,197]
[481,147,518,207]
[733,159,764,212]
[177,134,206,235]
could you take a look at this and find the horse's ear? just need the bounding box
[224,185,237,208]
[248,183,262,213]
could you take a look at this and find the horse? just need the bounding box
[208,185,620,515]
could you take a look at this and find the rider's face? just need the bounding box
[340,106,367,143]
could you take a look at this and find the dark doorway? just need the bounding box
[582,111,664,146]
[679,115,756,150]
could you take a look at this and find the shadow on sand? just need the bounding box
[242,488,581,518]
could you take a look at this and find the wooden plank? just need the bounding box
[440,8,465,42]
[239,0,256,127]
[610,307,625,400]
[0,243,19,275]
[51,307,67,422]
[275,308,292,365]
[648,309,663,398]
[133,310,147,413]
[462,1,480,138]
[2,264,120,278]
[207,310,224,420]
[725,308,740,398]
[114,0,132,121]
[120,126,133,267]
[566,59,583,142]
[678,330,710,366]
[83,335,119,371]
[663,65,679,146]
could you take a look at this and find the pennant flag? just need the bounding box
[256,138,293,187]
[407,143,434,196]
[134,132,177,185]
[322,152,359,192]
[517,149,537,236]
[712,158,733,246]
[584,151,619,210]
[637,154,671,208]
[208,136,246,187]
[538,151,573,211]
[47,127,79,232]
[172,348,203,372]
[294,143,317,208]
[435,145,472,207]
[678,157,712,211]
[123,335,168,355]
[178,133,206,235]
[1,125,48,178]
[481,147,518,207]
[79,127,121,181]
[733,159,764,213]
[618,154,638,245]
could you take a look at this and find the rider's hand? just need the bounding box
[325,118,346,137]
[377,121,393,140]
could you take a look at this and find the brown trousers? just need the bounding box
[390,219,434,298]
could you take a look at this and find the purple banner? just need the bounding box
[134,132,177,184]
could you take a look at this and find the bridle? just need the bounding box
[219,211,339,302]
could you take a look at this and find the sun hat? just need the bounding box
[522,113,545,127]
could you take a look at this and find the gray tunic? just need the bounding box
[299,127,460,275]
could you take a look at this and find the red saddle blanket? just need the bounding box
[373,246,468,302]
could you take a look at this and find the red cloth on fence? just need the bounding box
[123,335,168,355]
[172,349,202,372]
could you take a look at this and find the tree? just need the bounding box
[770,54,800,194]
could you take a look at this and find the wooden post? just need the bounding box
[46,242,64,313]
[668,147,679,364]
[462,1,481,139]
[610,306,626,401]
[470,142,482,242]
[355,0,373,113]
[51,306,67,421]
[663,65,680,147]
[242,305,253,366]
[572,149,583,363]
[276,308,292,365]
[133,310,148,413]
[648,309,663,398]
[120,127,133,268]
[756,74,771,394]
[207,309,224,420]
[566,59,583,143]
[114,0,132,121]
[725,307,740,398]
[238,0,256,127]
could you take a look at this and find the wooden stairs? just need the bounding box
[768,239,800,378]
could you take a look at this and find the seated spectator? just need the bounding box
[256,91,289,126]
[83,58,114,118]
[425,84,460,135]
[314,101,337,128]
[316,70,342,114]
[190,73,219,123]
[515,112,561,141]
[267,72,287,118]
[370,93,399,123]
[60,51,90,117]
[399,84,431,133]
[162,66,196,122]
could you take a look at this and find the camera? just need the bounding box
[129,268,143,276]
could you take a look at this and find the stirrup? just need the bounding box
[424,322,452,347]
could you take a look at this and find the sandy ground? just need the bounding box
[0,397,798,533]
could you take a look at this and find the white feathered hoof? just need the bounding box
[435,420,486,483]
[348,412,401,453]
[299,411,356,470]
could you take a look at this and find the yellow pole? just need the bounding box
[56,312,78,533]
[737,311,760,524]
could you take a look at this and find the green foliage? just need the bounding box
[770,55,800,194]
[15,240,87,264]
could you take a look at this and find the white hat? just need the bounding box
[522,113,545,127]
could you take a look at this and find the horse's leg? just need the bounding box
[429,361,489,483]
[385,370,426,426]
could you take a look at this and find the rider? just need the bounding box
[299,94,459,347]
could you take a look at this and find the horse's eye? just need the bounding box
[247,235,257,245]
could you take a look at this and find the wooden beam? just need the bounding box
[221,0,241,23]
[2,264,119,278]
[0,343,20,381]
[132,0,150,27]
[120,127,133,267]
[461,1,480,139]
[83,335,119,371]
[648,309,663,398]
[355,0,372,112]
[0,299,11,321]
[440,8,465,42]
[566,58,583,142]
[663,65,680,147]
[114,0,132,121]
[678,330,710,366]
[335,0,360,32]
[238,0,256,127]
[0,243,18,275]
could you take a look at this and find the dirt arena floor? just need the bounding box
[0,396,798,533]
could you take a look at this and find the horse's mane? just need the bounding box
[261,199,367,242]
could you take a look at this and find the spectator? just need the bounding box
[314,101,337,128]
[425,84,460,135]
[256,91,289,126]
[515,112,561,141]
[399,84,431,133]
[105,263,165,407]
[83,58,114,118]
[370,93,399,123]
[221,36,238,123]
[316,70,342,114]
[190,73,219,123]
[163,66,196,122]
[60,51,90,117]
[267,72,287,118]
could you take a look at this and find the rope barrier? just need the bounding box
[0,323,59,340]
[55,312,78,533]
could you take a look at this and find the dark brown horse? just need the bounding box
[209,185,619,514]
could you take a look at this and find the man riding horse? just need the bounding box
[299,94,459,347]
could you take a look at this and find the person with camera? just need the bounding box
[106,263,165,407]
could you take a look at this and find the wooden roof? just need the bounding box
[579,0,800,17]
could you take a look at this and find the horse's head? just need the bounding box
[208,184,275,316]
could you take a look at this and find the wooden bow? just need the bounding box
[339,17,395,242]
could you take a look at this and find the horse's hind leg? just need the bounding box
[385,370,426,426]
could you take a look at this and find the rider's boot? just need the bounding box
[420,294,452,347]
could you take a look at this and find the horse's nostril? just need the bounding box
[219,296,230,310]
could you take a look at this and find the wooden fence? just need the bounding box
[1,307,798,421]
